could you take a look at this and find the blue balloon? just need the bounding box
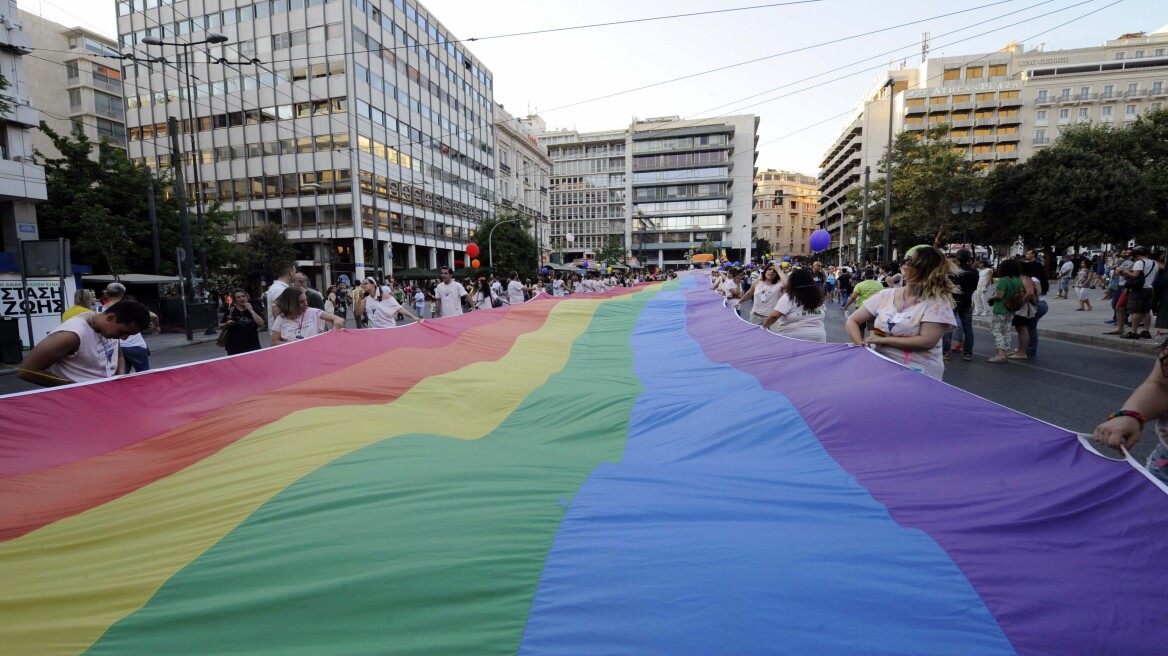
[809,229,832,252]
[784,256,791,262]
[581,260,589,269]
[541,267,549,274]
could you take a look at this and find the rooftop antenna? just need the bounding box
[921,31,931,61]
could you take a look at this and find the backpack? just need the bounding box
[1003,279,1029,312]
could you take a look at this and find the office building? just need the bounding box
[117,0,496,286]
[818,23,1168,259]
[539,114,759,269]
[0,0,45,251]
[494,105,551,265]
[21,12,126,157]
[753,169,820,259]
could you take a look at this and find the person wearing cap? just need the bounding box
[101,283,159,372]
[356,277,422,328]
[19,299,151,387]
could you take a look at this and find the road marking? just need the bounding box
[962,350,1135,392]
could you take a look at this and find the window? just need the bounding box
[1103,84,1115,98]
[1058,108,1070,120]
[1036,110,1047,123]
[1115,51,1126,60]
[1128,82,1139,94]
[1102,106,1113,117]
[1078,107,1089,121]
[951,94,970,102]
[975,109,994,119]
[1152,103,1163,112]
[1059,87,1070,100]
[966,65,984,79]
[1153,81,1163,94]
[943,68,961,81]
[1000,90,1019,99]
[988,63,1007,77]
[1035,129,1046,140]
[65,61,79,79]
[94,91,122,116]
[1135,50,1145,59]
[68,89,82,107]
[1126,104,1137,116]
[1036,89,1048,102]
[906,98,925,107]
[1079,86,1090,97]
[1157,49,1165,56]
[975,92,995,101]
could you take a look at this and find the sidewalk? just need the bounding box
[972,292,1162,356]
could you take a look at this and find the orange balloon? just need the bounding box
[466,243,480,258]
[471,258,481,269]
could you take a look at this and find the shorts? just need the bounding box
[826,283,836,293]
[1011,314,1031,328]
[1117,290,1128,309]
[1058,276,1072,291]
[1126,287,1154,314]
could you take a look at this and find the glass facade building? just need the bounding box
[116,0,495,286]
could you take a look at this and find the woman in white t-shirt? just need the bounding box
[356,277,422,328]
[473,278,498,310]
[552,274,566,297]
[507,272,529,305]
[719,268,745,302]
[737,264,783,325]
[270,287,344,344]
[761,267,826,342]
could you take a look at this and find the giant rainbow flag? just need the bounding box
[2,274,1166,654]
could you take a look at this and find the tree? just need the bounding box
[697,238,718,255]
[868,124,983,248]
[34,122,235,275]
[983,146,1149,263]
[474,213,537,277]
[595,235,626,264]
[234,223,297,292]
[754,237,773,259]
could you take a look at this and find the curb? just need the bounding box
[970,317,1160,357]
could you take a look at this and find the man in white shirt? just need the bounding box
[1055,256,1074,299]
[19,300,151,387]
[356,277,422,328]
[265,261,297,341]
[434,267,468,317]
[490,276,504,305]
[506,272,528,305]
[101,283,159,372]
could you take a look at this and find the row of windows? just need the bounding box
[358,205,471,241]
[353,59,490,155]
[632,184,728,202]
[124,60,347,110]
[270,23,345,50]
[950,126,1020,137]
[352,97,493,178]
[1113,48,1167,60]
[548,220,623,237]
[631,134,730,153]
[942,63,1011,80]
[633,199,729,214]
[632,151,729,170]
[1036,81,1165,101]
[554,174,624,190]
[905,108,1020,124]
[354,131,492,202]
[120,0,340,48]
[551,190,624,206]
[551,205,623,220]
[631,216,729,231]
[358,170,487,221]
[906,90,1020,107]
[127,97,348,140]
[632,167,728,184]
[548,143,626,160]
[1037,102,1164,123]
[553,158,625,175]
[631,231,724,244]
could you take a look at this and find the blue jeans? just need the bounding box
[942,307,974,354]
[1026,299,1049,356]
[122,345,151,372]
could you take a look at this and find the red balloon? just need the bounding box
[466,243,480,258]
[471,258,481,269]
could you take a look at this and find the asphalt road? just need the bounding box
[2,299,1157,464]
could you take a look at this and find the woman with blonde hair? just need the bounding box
[845,245,957,380]
[61,288,97,322]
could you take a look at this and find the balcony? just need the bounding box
[952,136,973,145]
[952,102,975,111]
[905,122,926,131]
[1035,96,1054,106]
[928,103,951,113]
[91,77,123,95]
[975,118,999,126]
[905,104,927,115]
[972,133,995,142]
[997,132,1021,142]
[1070,93,1097,103]
[1033,137,1051,146]
[950,119,975,128]
[1100,93,1120,102]
[1125,89,1148,98]
[975,100,998,110]
[997,150,1020,159]
[998,114,1022,125]
[1150,87,1167,98]
[972,152,996,161]
[999,95,1024,107]
[95,107,124,121]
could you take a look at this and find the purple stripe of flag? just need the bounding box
[684,282,1168,655]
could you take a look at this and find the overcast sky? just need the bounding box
[25,0,1166,175]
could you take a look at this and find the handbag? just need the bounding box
[1125,262,1148,290]
[216,325,230,348]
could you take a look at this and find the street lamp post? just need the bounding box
[883,78,895,265]
[829,197,846,268]
[488,217,523,274]
[950,199,985,252]
[141,33,227,324]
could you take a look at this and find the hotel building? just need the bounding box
[818,23,1168,259]
[753,169,820,259]
[116,0,496,286]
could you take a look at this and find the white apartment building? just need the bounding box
[0,0,45,252]
[20,13,127,156]
[117,0,496,287]
[818,23,1168,259]
[539,114,759,269]
[494,105,551,264]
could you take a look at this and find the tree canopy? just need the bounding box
[473,212,538,277]
[34,122,235,276]
[595,235,626,264]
